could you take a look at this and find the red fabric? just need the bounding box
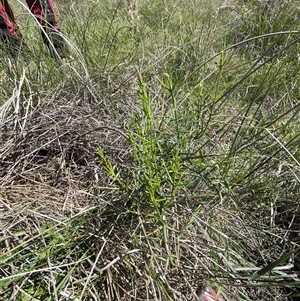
[0,0,18,36]
[200,286,225,301]
[0,0,60,36]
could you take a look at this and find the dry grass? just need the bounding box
[1,0,300,300]
[127,0,139,31]
[0,79,237,300]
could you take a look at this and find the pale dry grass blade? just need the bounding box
[0,69,26,128]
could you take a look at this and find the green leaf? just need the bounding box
[250,246,300,281]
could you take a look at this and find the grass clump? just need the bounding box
[1,0,300,300]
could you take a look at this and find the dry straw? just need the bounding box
[127,0,139,31]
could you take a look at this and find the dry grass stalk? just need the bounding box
[127,0,139,32]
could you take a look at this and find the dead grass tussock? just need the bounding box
[78,205,233,300]
[0,88,130,221]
